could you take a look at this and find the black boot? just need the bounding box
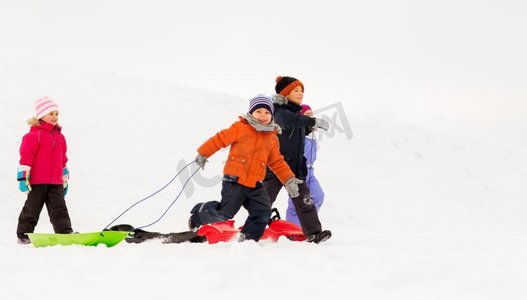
[17,234,31,245]
[306,230,332,244]
[188,216,199,232]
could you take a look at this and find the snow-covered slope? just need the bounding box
[1,61,526,300]
[2,0,527,298]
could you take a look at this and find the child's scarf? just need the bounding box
[244,113,282,134]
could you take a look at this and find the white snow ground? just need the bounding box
[1,1,527,299]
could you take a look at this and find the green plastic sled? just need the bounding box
[28,231,129,248]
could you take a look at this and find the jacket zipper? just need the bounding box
[50,128,56,182]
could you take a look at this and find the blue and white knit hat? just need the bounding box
[248,94,274,114]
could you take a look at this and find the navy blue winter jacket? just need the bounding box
[266,95,316,180]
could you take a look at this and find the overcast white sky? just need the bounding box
[1,0,526,141]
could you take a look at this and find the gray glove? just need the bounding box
[285,177,303,198]
[314,118,329,131]
[195,153,208,170]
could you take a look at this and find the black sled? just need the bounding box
[106,224,206,244]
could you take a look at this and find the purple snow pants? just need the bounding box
[286,167,324,226]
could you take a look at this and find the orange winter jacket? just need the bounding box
[197,118,295,188]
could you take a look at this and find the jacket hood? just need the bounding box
[31,121,62,133]
[272,94,288,105]
[272,94,302,113]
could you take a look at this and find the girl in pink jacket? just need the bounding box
[16,97,74,244]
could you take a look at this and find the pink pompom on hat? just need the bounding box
[35,97,59,119]
[300,104,312,115]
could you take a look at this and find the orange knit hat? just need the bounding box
[275,76,304,96]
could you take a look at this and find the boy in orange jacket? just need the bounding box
[189,94,302,241]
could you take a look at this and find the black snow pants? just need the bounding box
[190,175,272,241]
[16,184,73,238]
[264,174,322,236]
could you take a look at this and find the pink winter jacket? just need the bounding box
[19,121,68,185]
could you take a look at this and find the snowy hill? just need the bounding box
[2,0,527,299]
[1,60,527,300]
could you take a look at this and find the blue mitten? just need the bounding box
[63,167,70,196]
[17,165,31,193]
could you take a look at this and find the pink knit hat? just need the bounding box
[300,104,312,115]
[35,97,59,119]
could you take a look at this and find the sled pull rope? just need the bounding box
[102,161,196,231]
[133,166,200,231]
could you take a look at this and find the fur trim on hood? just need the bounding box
[27,117,40,126]
[26,117,61,128]
[272,94,288,105]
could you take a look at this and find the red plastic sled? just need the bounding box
[197,220,239,244]
[197,219,306,244]
[260,219,306,242]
